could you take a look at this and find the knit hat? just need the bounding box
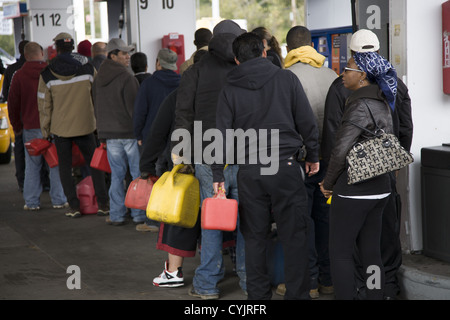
[78,40,92,58]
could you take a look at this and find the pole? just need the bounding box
[351,0,357,33]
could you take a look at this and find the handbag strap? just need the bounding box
[347,100,383,137]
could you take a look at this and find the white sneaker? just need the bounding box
[53,202,69,209]
[24,205,40,211]
[153,261,184,288]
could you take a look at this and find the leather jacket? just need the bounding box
[323,85,393,191]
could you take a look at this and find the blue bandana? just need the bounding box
[353,52,397,111]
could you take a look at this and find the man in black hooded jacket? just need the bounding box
[212,32,320,300]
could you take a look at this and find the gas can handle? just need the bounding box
[169,164,185,185]
[214,187,227,199]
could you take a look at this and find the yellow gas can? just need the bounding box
[146,164,200,228]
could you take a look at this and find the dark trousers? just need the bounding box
[13,133,25,190]
[380,186,402,297]
[330,195,388,300]
[355,173,402,299]
[54,134,108,210]
[302,160,332,288]
[238,161,310,300]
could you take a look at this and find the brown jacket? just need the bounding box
[38,52,96,138]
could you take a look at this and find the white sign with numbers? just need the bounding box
[129,0,197,73]
[27,0,76,58]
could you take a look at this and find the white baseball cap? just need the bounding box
[349,29,380,53]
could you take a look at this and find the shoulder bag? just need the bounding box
[346,102,414,184]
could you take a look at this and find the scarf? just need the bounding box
[284,46,325,68]
[353,52,397,111]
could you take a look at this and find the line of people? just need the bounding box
[6,20,412,301]
[154,22,411,300]
[6,33,181,229]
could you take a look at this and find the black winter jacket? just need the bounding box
[323,84,393,195]
[140,89,177,176]
[321,76,413,169]
[212,57,319,182]
[172,33,238,160]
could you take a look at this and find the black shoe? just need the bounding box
[65,208,81,218]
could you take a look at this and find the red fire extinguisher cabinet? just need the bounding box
[162,33,185,74]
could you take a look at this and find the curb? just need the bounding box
[398,264,450,300]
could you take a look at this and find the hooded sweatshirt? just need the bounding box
[172,31,240,160]
[133,69,180,142]
[38,52,96,138]
[8,60,48,131]
[212,57,319,182]
[92,58,140,140]
[284,45,326,68]
[286,46,337,146]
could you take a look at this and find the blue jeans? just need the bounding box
[23,129,66,207]
[106,139,145,223]
[193,164,246,295]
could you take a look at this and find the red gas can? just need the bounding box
[72,143,85,167]
[76,176,98,214]
[90,143,111,173]
[25,138,51,156]
[125,176,159,210]
[43,143,58,168]
[201,188,238,231]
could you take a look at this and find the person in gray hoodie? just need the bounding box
[92,38,144,226]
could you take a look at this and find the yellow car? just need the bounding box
[0,75,15,164]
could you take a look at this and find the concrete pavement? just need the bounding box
[1,159,449,302]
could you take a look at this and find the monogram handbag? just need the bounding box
[346,104,414,185]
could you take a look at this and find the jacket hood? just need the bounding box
[284,46,325,68]
[152,69,180,88]
[21,61,48,80]
[49,52,88,76]
[95,58,131,87]
[227,57,279,90]
[208,33,239,63]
